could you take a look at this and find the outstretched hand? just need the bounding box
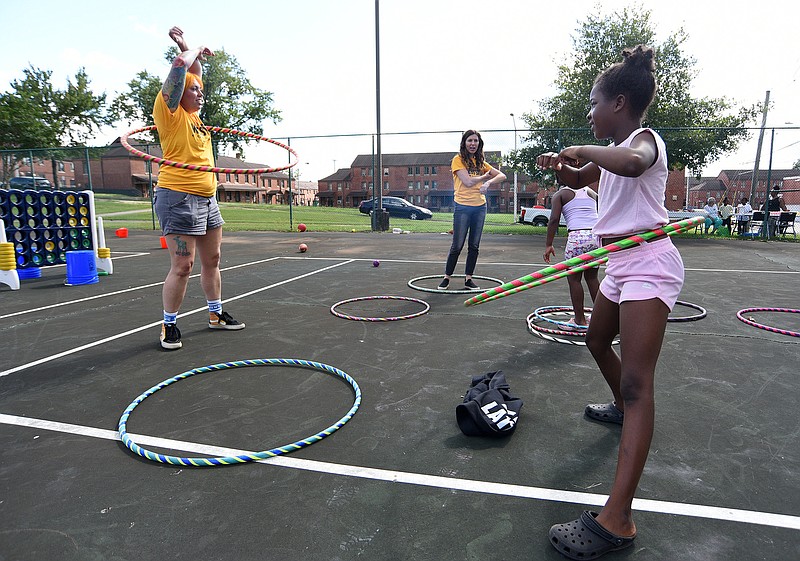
[536,149,582,171]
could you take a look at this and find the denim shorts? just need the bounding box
[153,188,224,236]
[599,237,684,310]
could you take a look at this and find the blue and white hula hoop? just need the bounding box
[118,358,361,466]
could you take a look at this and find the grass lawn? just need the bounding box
[91,194,796,241]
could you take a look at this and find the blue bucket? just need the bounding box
[17,267,42,280]
[65,250,99,286]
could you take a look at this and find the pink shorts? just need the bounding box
[599,237,684,310]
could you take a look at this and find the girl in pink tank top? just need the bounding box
[536,45,685,560]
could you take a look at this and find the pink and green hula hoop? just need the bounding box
[117,358,360,467]
[120,125,298,174]
[736,307,800,338]
[465,216,704,307]
[477,258,607,305]
[330,295,430,321]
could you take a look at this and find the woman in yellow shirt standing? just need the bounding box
[438,130,506,290]
[152,26,245,350]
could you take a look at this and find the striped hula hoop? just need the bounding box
[120,125,298,174]
[477,258,606,305]
[736,307,800,338]
[465,216,705,307]
[117,359,361,466]
[526,308,620,346]
[330,295,430,321]
[407,274,504,294]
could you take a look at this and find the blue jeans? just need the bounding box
[445,202,486,276]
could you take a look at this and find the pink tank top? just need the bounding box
[561,187,598,230]
[593,128,669,237]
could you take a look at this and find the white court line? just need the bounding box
[288,256,800,275]
[1,412,798,531]
[0,254,280,320]
[6,255,795,322]
[0,259,355,378]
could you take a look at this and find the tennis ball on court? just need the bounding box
[298,223,307,232]
[351,229,356,233]
[299,243,308,253]
[373,260,380,267]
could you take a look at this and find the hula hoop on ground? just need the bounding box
[465,216,705,307]
[526,308,620,346]
[330,295,430,321]
[534,305,592,330]
[736,307,800,338]
[668,301,707,322]
[117,359,361,466]
[407,274,504,294]
[120,125,298,174]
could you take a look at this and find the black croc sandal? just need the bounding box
[549,510,635,560]
[585,402,624,425]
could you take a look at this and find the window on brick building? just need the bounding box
[408,166,413,175]
[431,166,437,175]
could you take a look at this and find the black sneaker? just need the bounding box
[160,323,182,350]
[464,279,480,290]
[437,278,450,290]
[209,310,246,330]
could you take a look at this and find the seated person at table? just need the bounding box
[735,197,752,235]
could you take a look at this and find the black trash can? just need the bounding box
[373,209,390,231]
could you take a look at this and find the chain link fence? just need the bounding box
[2,126,798,235]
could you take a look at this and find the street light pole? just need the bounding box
[510,113,518,220]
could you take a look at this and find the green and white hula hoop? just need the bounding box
[407,274,504,294]
[330,295,430,321]
[118,359,360,467]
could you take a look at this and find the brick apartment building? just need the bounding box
[317,150,691,213]
[6,154,77,189]
[318,151,551,213]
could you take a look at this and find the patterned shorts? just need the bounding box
[564,230,599,260]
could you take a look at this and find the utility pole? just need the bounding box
[749,91,770,206]
[510,113,518,219]
[372,0,386,231]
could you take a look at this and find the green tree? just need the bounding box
[0,66,109,185]
[514,6,760,181]
[111,47,281,157]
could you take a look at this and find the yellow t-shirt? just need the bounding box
[152,93,217,197]
[451,154,491,206]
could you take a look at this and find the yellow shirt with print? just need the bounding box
[451,154,491,206]
[152,94,217,197]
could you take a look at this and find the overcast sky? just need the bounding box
[2,0,798,182]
